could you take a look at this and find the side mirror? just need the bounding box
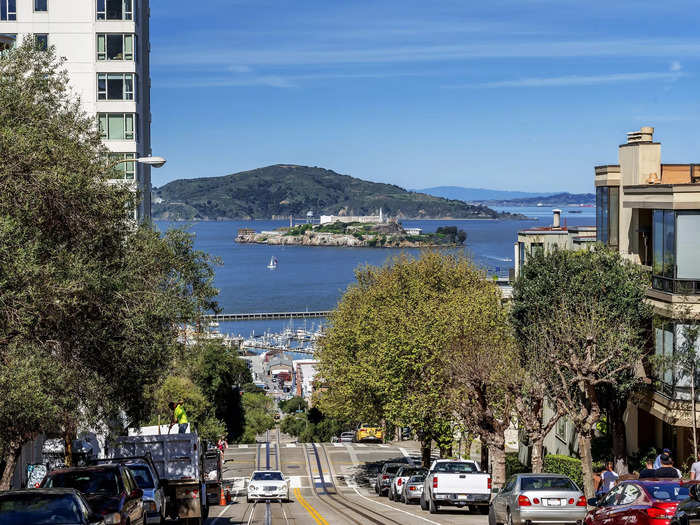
[588,497,599,507]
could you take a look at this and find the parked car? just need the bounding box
[586,479,689,525]
[356,423,384,443]
[401,473,427,504]
[246,471,290,502]
[42,465,145,525]
[375,462,404,497]
[0,488,104,525]
[389,466,426,501]
[489,473,586,525]
[421,459,491,514]
[340,432,355,443]
[92,456,166,525]
[670,483,700,525]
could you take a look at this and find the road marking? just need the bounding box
[355,443,367,448]
[293,487,329,525]
[347,483,442,525]
[286,443,297,448]
[214,505,230,518]
[239,444,248,449]
[332,443,343,447]
[379,444,389,448]
[399,447,413,466]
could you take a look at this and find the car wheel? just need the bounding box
[429,496,439,514]
[489,506,498,525]
[389,489,394,501]
[420,494,427,511]
[479,505,490,515]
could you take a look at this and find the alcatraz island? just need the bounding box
[235,210,467,248]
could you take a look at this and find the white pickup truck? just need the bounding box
[420,459,492,515]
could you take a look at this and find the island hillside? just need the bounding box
[236,222,468,248]
[152,165,518,220]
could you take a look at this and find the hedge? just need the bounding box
[506,452,528,477]
[543,455,584,489]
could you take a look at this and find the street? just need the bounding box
[207,430,488,525]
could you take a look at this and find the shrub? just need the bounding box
[543,455,583,489]
[506,452,528,477]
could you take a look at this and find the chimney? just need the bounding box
[552,209,561,228]
[626,126,654,144]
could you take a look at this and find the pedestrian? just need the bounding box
[600,461,619,493]
[639,458,657,479]
[690,453,700,480]
[655,454,682,478]
[168,400,189,434]
[654,448,672,469]
[593,467,604,497]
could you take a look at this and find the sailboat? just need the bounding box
[267,256,278,270]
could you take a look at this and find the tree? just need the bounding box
[317,251,507,467]
[280,397,308,414]
[0,41,219,488]
[240,393,276,443]
[674,314,700,457]
[511,248,650,497]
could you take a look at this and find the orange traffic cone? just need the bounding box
[219,486,226,506]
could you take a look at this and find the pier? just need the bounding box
[203,310,331,322]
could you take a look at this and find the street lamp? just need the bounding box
[107,155,167,171]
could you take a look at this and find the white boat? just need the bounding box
[267,256,278,269]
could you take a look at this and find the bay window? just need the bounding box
[98,113,136,140]
[652,210,700,294]
[97,34,135,61]
[97,73,135,100]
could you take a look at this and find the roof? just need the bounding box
[0,488,80,497]
[47,464,121,475]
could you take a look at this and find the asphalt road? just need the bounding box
[204,430,489,525]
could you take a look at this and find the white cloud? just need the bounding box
[448,71,686,88]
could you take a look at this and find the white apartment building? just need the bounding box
[1,0,152,220]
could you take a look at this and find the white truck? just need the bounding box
[420,459,492,515]
[110,430,209,525]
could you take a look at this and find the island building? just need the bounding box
[1,0,152,221]
[517,126,700,465]
[320,208,387,225]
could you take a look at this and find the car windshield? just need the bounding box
[45,469,120,495]
[341,433,354,437]
[384,465,402,474]
[399,468,421,477]
[434,462,477,473]
[409,475,426,483]
[0,493,82,525]
[521,477,577,491]
[252,472,284,481]
[645,484,689,502]
[128,465,155,489]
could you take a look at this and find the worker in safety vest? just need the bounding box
[168,401,189,434]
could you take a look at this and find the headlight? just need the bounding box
[249,485,257,491]
[145,500,157,512]
[103,513,122,525]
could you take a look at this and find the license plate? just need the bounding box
[264,486,277,492]
[546,499,562,506]
[458,495,468,500]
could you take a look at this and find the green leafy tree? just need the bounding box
[279,396,308,414]
[674,313,700,456]
[0,41,218,488]
[240,393,276,443]
[511,248,650,497]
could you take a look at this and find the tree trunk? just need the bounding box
[578,432,595,500]
[531,436,544,473]
[439,442,452,458]
[480,441,489,473]
[489,444,506,489]
[421,438,432,468]
[609,404,629,475]
[64,431,73,467]
[0,446,21,491]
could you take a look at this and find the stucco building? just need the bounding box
[1,0,152,220]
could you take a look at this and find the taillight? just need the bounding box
[382,475,388,480]
[518,495,531,507]
[398,478,402,486]
[410,486,416,491]
[433,476,438,489]
[576,496,586,506]
[487,478,492,490]
[647,504,677,519]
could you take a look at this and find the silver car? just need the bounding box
[489,473,586,525]
[401,474,426,504]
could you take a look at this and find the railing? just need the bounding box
[203,311,331,322]
[652,276,700,295]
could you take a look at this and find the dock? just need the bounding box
[203,310,331,322]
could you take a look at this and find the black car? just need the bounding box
[42,464,145,525]
[671,483,700,525]
[0,488,104,525]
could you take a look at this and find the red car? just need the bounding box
[586,480,690,525]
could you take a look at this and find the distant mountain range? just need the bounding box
[418,186,557,202]
[419,186,594,206]
[152,165,522,221]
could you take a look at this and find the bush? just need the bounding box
[543,455,583,489]
[506,452,528,477]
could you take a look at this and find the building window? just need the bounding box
[97,73,135,100]
[97,0,132,20]
[97,34,135,61]
[652,210,700,294]
[1,0,17,21]
[530,243,544,257]
[98,113,136,140]
[519,242,525,266]
[555,417,567,443]
[596,186,619,248]
[35,34,48,51]
[0,33,15,54]
[34,0,47,11]
[655,319,675,387]
[108,152,136,180]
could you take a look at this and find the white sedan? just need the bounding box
[247,470,290,502]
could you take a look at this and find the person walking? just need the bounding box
[690,453,700,480]
[639,458,657,479]
[655,454,681,478]
[654,448,672,469]
[600,461,619,494]
[168,401,189,434]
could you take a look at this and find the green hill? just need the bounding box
[152,165,515,220]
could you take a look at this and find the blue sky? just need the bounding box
[149,0,700,193]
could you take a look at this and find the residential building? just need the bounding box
[293,360,319,404]
[596,126,700,461]
[513,209,596,277]
[1,0,152,220]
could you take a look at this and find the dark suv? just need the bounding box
[42,464,145,525]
